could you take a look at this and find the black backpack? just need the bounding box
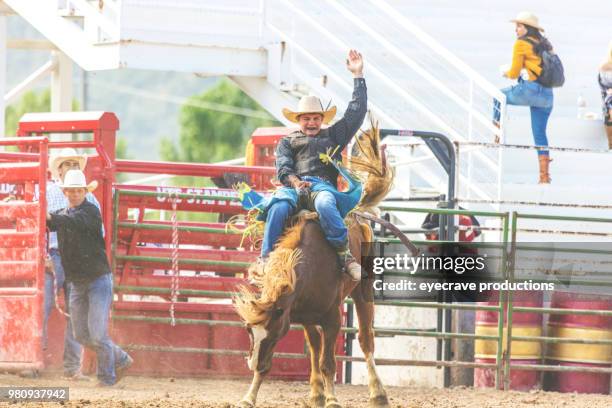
[525,38,565,88]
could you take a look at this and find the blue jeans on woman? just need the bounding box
[261,190,347,257]
[69,273,130,385]
[43,249,82,375]
[493,78,553,156]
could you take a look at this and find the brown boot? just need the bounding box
[493,120,501,144]
[538,156,552,184]
[338,250,361,281]
[605,126,612,150]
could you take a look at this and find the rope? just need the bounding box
[46,257,70,318]
[169,193,180,327]
[45,231,69,318]
[224,211,264,250]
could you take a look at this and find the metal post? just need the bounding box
[81,69,88,110]
[51,51,72,112]
[494,213,510,389]
[503,212,519,390]
[345,303,354,384]
[0,15,6,137]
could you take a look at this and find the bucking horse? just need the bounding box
[234,121,417,408]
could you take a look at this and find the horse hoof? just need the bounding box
[368,394,390,408]
[324,400,342,408]
[236,399,255,408]
[309,395,326,407]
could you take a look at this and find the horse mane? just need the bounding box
[233,219,305,326]
[350,117,394,215]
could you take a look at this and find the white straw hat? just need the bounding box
[282,95,337,124]
[510,11,545,32]
[60,169,97,192]
[50,148,87,179]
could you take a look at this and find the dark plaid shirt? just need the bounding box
[276,78,367,187]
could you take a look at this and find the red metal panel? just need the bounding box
[0,136,47,373]
[17,111,119,134]
[116,160,275,178]
[119,275,245,294]
[0,232,37,248]
[0,202,39,220]
[251,126,293,144]
[0,262,37,281]
[118,193,246,214]
[119,275,244,294]
[117,247,257,263]
[0,247,38,261]
[0,296,43,371]
[116,225,246,248]
[0,163,40,183]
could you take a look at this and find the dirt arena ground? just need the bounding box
[1,373,610,408]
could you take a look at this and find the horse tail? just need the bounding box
[350,116,394,214]
[233,219,306,326]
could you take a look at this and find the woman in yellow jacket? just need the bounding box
[493,12,554,183]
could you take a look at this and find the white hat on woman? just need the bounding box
[510,11,545,32]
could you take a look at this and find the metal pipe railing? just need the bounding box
[108,185,612,390]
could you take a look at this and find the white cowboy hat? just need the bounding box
[60,169,97,192]
[282,95,337,124]
[510,11,545,32]
[50,148,87,179]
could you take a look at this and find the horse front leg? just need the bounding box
[353,296,389,408]
[238,370,266,407]
[304,325,326,407]
[320,308,342,408]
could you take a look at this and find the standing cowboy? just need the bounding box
[261,49,367,280]
[47,170,132,387]
[43,148,100,380]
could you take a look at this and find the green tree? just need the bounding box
[4,89,131,160]
[4,89,52,136]
[4,89,81,136]
[116,136,130,159]
[159,79,280,163]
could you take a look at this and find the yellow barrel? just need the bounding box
[474,290,543,390]
[546,291,612,394]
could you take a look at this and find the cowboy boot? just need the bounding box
[605,125,612,150]
[538,156,552,184]
[338,249,361,281]
[492,120,501,144]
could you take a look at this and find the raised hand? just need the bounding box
[346,49,364,78]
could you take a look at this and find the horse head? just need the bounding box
[245,306,288,373]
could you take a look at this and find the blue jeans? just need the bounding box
[260,190,347,257]
[43,249,82,375]
[493,79,554,156]
[69,274,129,385]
